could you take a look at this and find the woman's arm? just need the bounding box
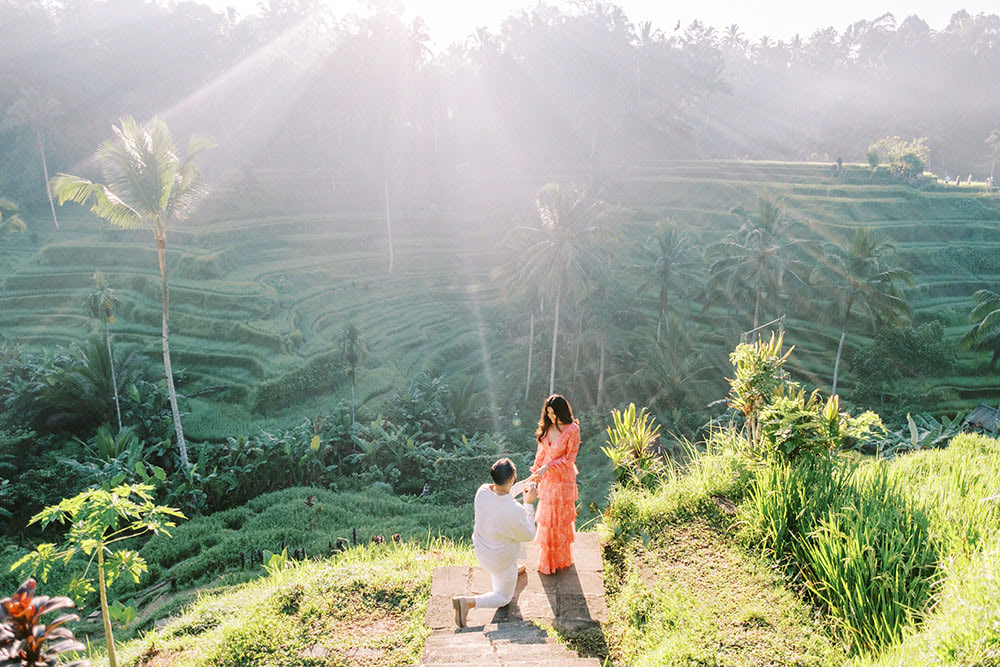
[545,423,580,472]
[530,440,545,472]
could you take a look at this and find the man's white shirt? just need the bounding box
[471,483,536,571]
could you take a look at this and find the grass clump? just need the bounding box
[97,539,473,667]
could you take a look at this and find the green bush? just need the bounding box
[251,351,347,415]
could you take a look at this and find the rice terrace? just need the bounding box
[2,2,1000,666]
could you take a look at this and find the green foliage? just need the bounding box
[61,426,169,489]
[260,547,292,577]
[872,412,964,457]
[726,332,793,448]
[850,322,957,421]
[602,403,666,489]
[13,484,184,592]
[250,350,347,415]
[132,487,473,592]
[866,137,929,180]
[12,484,184,667]
[958,287,1000,367]
[758,391,883,461]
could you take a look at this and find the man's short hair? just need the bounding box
[490,458,516,485]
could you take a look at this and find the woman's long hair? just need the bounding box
[535,394,575,443]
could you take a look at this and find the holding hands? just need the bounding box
[523,483,538,504]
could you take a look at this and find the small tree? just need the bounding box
[339,323,367,424]
[12,484,185,667]
[866,136,929,180]
[86,271,122,432]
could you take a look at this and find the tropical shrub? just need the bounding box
[0,578,87,666]
[602,403,666,489]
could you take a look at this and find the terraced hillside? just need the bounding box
[2,161,998,439]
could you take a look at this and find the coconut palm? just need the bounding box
[516,183,603,396]
[959,288,1000,367]
[86,270,122,432]
[618,314,715,415]
[339,322,368,424]
[813,227,914,395]
[637,224,700,341]
[705,194,812,336]
[51,117,214,471]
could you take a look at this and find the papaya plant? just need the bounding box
[11,484,184,667]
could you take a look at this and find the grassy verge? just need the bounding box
[90,539,474,667]
[601,436,846,665]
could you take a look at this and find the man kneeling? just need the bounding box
[452,457,538,627]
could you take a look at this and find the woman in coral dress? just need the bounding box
[529,394,580,574]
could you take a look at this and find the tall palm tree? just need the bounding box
[51,117,214,471]
[86,270,122,432]
[814,227,914,395]
[339,322,368,424]
[2,88,62,229]
[637,224,699,341]
[959,288,1000,367]
[706,194,812,336]
[517,183,603,396]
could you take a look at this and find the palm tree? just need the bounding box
[814,227,914,395]
[987,129,1000,180]
[2,89,62,229]
[959,288,1000,367]
[339,322,368,424]
[51,117,214,471]
[637,224,699,341]
[706,194,812,336]
[516,183,603,396]
[618,314,715,415]
[0,197,26,237]
[86,270,122,432]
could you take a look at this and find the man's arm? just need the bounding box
[508,486,538,543]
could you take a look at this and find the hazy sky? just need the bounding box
[213,0,998,47]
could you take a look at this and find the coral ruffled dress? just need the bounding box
[531,421,580,574]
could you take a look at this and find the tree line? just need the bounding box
[2,0,1000,210]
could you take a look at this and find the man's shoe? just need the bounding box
[452,596,470,628]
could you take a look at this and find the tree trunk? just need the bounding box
[98,549,118,667]
[385,182,394,274]
[596,336,606,410]
[350,378,356,425]
[524,310,534,401]
[36,130,58,230]
[832,328,847,397]
[752,288,761,339]
[832,300,854,396]
[157,233,189,471]
[548,279,562,396]
[106,320,122,433]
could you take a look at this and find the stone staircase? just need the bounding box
[420,532,607,666]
